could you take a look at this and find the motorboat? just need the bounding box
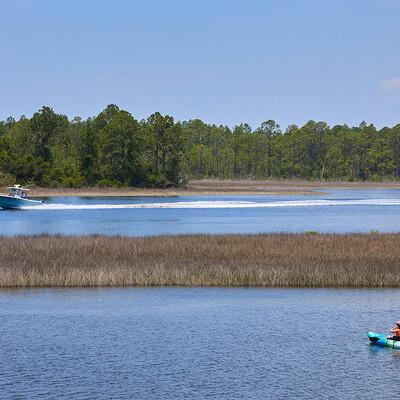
[0,184,44,209]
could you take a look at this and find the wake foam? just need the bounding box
[21,199,400,210]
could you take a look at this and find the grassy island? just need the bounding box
[1,233,400,288]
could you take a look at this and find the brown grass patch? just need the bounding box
[188,179,400,190]
[1,234,400,288]
[22,186,323,197]
[2,178,400,198]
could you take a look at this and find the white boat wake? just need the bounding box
[21,199,400,210]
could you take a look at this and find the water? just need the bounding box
[0,287,398,399]
[2,190,399,398]
[1,189,400,236]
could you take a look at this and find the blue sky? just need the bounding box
[0,0,399,130]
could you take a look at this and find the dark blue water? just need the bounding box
[1,189,400,236]
[0,287,398,399]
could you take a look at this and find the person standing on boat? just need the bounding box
[386,321,400,340]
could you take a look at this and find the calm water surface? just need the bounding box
[0,288,399,399]
[1,189,400,236]
[2,190,399,398]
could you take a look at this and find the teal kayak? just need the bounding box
[368,331,400,349]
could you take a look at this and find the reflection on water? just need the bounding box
[0,189,400,236]
[0,288,399,399]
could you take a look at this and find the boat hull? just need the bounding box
[0,195,43,209]
[368,331,400,349]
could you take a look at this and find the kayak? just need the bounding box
[368,331,400,349]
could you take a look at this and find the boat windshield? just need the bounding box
[7,185,30,198]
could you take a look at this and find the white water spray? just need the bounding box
[21,199,400,210]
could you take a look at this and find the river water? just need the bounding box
[1,189,400,399]
[1,189,400,235]
[0,287,398,399]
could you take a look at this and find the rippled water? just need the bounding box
[1,189,400,235]
[0,288,398,399]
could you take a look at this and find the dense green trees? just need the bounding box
[0,105,399,187]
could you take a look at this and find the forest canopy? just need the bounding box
[0,105,399,187]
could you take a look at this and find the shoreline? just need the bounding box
[1,233,399,288]
[3,179,400,197]
[27,188,327,197]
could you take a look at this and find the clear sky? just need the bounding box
[0,0,399,130]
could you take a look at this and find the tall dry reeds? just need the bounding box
[0,233,400,288]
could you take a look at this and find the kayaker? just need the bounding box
[386,321,400,340]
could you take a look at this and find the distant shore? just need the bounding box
[28,186,326,197]
[1,233,399,288]
[3,179,400,197]
[188,179,400,190]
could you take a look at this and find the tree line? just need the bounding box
[0,104,399,187]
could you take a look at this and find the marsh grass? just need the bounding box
[188,179,400,189]
[1,234,400,288]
